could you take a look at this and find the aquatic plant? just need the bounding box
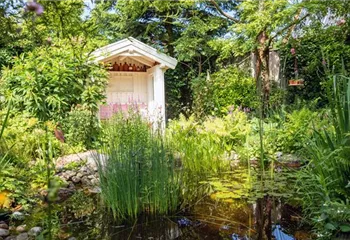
[95,111,180,220]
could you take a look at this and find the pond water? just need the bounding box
[46,192,309,240]
[4,167,311,239]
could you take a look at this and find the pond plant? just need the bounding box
[95,111,180,220]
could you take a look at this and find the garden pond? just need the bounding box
[1,167,312,240]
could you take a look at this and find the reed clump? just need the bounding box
[95,111,180,220]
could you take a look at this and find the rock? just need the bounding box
[56,151,99,170]
[0,229,9,237]
[4,236,16,240]
[76,172,83,179]
[15,233,28,240]
[90,178,99,186]
[87,175,95,180]
[88,187,101,194]
[16,225,26,233]
[64,170,76,180]
[81,176,90,186]
[28,227,42,237]
[79,166,88,174]
[67,181,76,189]
[71,176,81,184]
[68,237,77,240]
[0,223,8,230]
[57,188,75,202]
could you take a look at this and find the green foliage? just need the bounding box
[62,105,100,150]
[296,71,350,238]
[280,22,350,106]
[264,107,330,154]
[95,111,180,220]
[0,112,63,163]
[0,39,107,121]
[192,67,257,117]
[167,109,250,174]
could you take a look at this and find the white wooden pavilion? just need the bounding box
[91,37,178,125]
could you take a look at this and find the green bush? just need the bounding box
[0,112,63,163]
[192,67,257,117]
[296,72,350,238]
[0,39,107,121]
[264,107,330,154]
[62,105,100,150]
[167,109,251,173]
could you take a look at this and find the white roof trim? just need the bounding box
[91,37,178,69]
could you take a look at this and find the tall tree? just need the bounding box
[91,0,229,118]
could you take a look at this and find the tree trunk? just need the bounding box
[256,31,270,113]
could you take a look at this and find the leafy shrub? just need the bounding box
[0,112,63,163]
[62,105,100,150]
[264,107,329,153]
[95,111,180,220]
[192,67,257,117]
[0,39,107,121]
[296,72,350,238]
[167,109,251,173]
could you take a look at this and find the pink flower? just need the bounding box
[290,48,296,55]
[25,1,44,16]
[322,59,327,65]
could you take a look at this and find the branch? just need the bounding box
[209,0,240,23]
[270,12,310,41]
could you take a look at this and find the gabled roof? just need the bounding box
[91,37,178,69]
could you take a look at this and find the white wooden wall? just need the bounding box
[106,72,148,105]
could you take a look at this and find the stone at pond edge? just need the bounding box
[28,227,42,237]
[16,225,26,233]
[4,236,16,240]
[72,176,81,183]
[0,223,9,230]
[81,176,90,186]
[15,233,28,240]
[88,187,101,194]
[0,229,9,237]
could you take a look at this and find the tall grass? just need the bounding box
[95,111,180,220]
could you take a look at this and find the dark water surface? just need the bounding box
[52,192,310,240]
[15,168,312,239]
